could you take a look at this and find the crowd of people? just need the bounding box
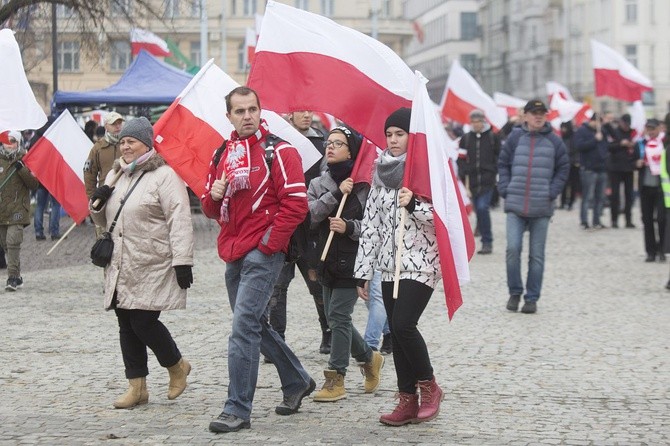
[2,90,669,434]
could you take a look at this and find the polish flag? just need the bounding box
[245,27,257,66]
[546,81,575,102]
[22,110,90,224]
[440,60,507,131]
[628,100,645,138]
[0,29,47,134]
[405,72,475,320]
[247,1,414,149]
[493,92,526,118]
[548,93,593,130]
[153,59,322,197]
[591,39,652,102]
[350,138,382,185]
[130,28,172,57]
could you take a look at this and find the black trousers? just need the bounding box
[639,186,665,256]
[114,308,181,379]
[609,171,634,225]
[561,164,581,208]
[381,279,434,394]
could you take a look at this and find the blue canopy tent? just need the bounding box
[51,50,193,113]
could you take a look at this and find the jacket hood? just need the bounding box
[112,152,167,173]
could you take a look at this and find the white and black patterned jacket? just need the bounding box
[354,184,441,289]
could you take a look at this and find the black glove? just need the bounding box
[90,185,114,211]
[13,160,24,171]
[174,265,193,290]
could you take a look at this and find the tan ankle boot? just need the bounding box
[167,358,191,400]
[360,350,385,393]
[313,369,346,402]
[113,377,149,409]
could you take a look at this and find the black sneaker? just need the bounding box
[520,301,537,314]
[51,234,62,241]
[5,276,22,292]
[478,244,492,255]
[275,378,316,415]
[380,333,393,355]
[506,294,521,312]
[208,412,251,433]
[35,234,46,241]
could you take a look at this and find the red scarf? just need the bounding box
[220,119,270,222]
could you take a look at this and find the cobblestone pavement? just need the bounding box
[0,206,668,445]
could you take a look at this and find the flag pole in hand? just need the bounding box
[320,192,349,261]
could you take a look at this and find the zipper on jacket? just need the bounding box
[476,135,481,194]
[523,134,536,215]
[391,189,398,270]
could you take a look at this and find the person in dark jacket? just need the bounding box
[458,109,500,254]
[559,121,580,210]
[307,126,383,402]
[573,114,609,229]
[605,114,637,228]
[498,99,569,314]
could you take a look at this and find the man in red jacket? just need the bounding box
[201,87,315,434]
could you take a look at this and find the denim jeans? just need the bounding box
[579,169,607,226]
[474,189,494,244]
[364,270,389,349]
[323,285,371,376]
[223,249,311,421]
[505,213,551,303]
[34,188,61,237]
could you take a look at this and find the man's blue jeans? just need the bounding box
[505,213,551,303]
[223,249,311,421]
[364,270,389,349]
[580,168,607,226]
[474,189,494,244]
[34,188,61,237]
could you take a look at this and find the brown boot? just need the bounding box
[113,377,149,409]
[416,377,444,422]
[167,358,191,400]
[313,370,346,402]
[379,392,419,426]
[360,350,384,393]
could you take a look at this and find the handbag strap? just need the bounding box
[108,171,147,234]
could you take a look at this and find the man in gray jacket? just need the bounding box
[497,99,569,314]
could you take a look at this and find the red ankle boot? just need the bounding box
[379,392,419,426]
[416,377,443,422]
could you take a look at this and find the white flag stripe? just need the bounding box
[546,81,575,101]
[43,110,92,183]
[591,39,652,87]
[493,92,526,109]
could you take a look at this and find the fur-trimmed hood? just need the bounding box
[112,151,167,174]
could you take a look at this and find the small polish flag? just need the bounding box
[548,94,593,130]
[591,39,652,102]
[130,28,172,57]
[493,92,526,118]
[350,138,382,185]
[22,110,90,224]
[546,81,575,102]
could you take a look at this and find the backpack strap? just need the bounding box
[262,133,288,168]
[212,140,227,167]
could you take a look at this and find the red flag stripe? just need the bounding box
[594,69,653,102]
[131,42,171,57]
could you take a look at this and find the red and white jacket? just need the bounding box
[201,135,308,263]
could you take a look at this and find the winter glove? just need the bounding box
[13,160,24,171]
[174,265,193,290]
[90,185,114,211]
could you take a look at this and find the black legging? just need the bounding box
[114,308,181,379]
[381,279,434,394]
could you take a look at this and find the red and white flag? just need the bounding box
[22,110,90,224]
[153,59,321,197]
[591,39,652,102]
[493,92,525,118]
[440,60,507,131]
[548,93,593,129]
[350,138,382,185]
[405,72,475,320]
[546,81,575,102]
[312,112,337,132]
[130,28,172,57]
[628,100,645,138]
[248,1,414,148]
[0,29,47,134]
[244,27,257,66]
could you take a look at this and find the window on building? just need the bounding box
[295,0,308,9]
[243,0,257,16]
[190,41,201,66]
[624,44,637,66]
[237,41,246,71]
[460,12,478,40]
[321,0,334,17]
[110,41,131,72]
[58,41,80,72]
[163,0,180,18]
[380,0,391,17]
[112,0,132,16]
[461,54,478,74]
[190,0,200,16]
[624,0,637,23]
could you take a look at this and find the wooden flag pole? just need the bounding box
[392,207,407,299]
[46,222,77,256]
[319,192,349,262]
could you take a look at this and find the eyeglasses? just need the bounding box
[324,140,349,149]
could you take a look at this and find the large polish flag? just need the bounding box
[153,59,321,197]
[130,28,172,57]
[405,72,475,320]
[22,110,90,224]
[247,1,414,149]
[440,60,507,131]
[591,39,652,102]
[0,29,47,134]
[493,92,526,118]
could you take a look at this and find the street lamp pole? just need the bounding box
[51,2,58,93]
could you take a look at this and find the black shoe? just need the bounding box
[580,222,590,230]
[645,254,656,263]
[611,222,619,228]
[659,253,667,262]
[209,412,251,433]
[477,244,492,255]
[625,222,636,228]
[506,294,521,312]
[35,234,46,241]
[51,234,61,241]
[5,276,22,292]
[275,378,316,415]
[520,301,537,314]
[319,331,331,355]
[592,223,606,229]
[380,333,393,355]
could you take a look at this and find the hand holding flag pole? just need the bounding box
[319,193,349,261]
[91,168,124,210]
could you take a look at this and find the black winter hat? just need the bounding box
[384,107,411,133]
[329,126,362,160]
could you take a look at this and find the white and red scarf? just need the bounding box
[644,136,664,176]
[220,120,270,222]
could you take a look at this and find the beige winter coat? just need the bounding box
[90,153,194,311]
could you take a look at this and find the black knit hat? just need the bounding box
[329,126,362,160]
[384,107,411,133]
[119,117,154,148]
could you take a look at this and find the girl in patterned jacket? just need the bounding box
[354,108,443,426]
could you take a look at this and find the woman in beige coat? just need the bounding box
[90,117,194,409]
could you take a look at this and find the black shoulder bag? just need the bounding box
[90,172,147,267]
